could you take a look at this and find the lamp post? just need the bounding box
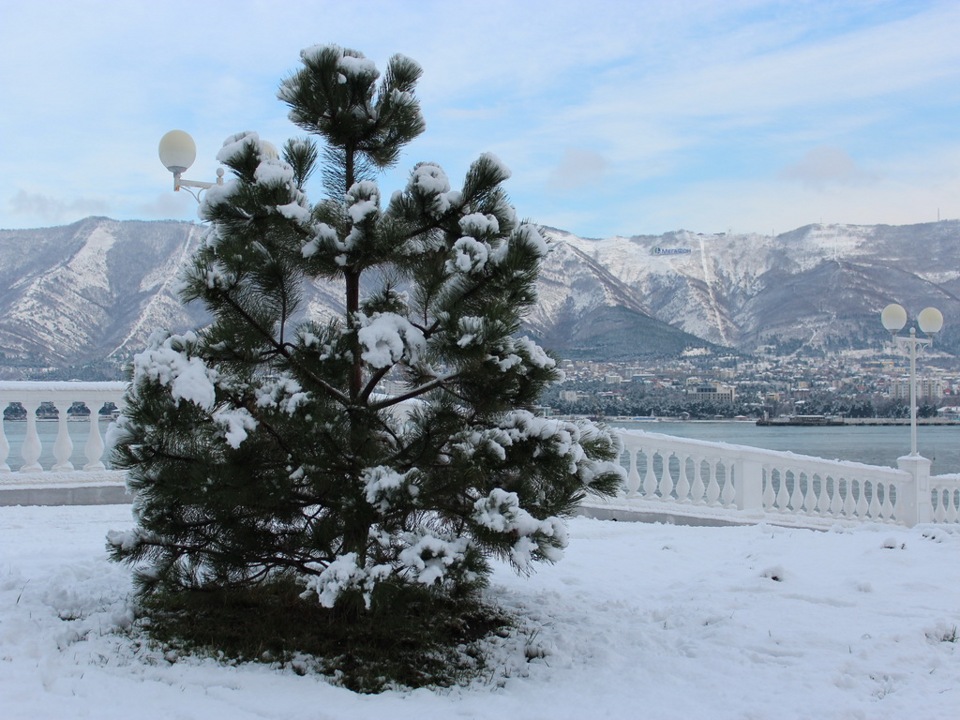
[880,303,943,456]
[158,130,224,202]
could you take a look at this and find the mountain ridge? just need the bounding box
[0,216,957,378]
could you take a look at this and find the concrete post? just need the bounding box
[735,455,765,511]
[897,454,932,526]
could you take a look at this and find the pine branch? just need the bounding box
[368,372,459,410]
[217,289,350,406]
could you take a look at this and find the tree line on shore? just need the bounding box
[541,383,945,420]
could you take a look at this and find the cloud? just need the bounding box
[136,192,202,222]
[8,190,109,225]
[779,146,877,188]
[548,149,609,192]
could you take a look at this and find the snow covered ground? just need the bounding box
[2,503,958,719]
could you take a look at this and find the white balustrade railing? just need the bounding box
[930,473,960,523]
[606,429,960,527]
[2,382,958,526]
[0,381,127,475]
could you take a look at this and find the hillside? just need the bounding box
[1,217,957,378]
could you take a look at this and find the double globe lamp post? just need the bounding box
[880,303,943,458]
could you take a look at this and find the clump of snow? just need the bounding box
[301,553,391,610]
[447,237,490,274]
[216,131,261,165]
[253,159,295,188]
[472,488,567,567]
[337,53,378,80]
[301,222,338,258]
[132,332,217,411]
[478,152,511,181]
[406,162,461,216]
[459,212,500,237]
[357,312,426,368]
[362,465,417,512]
[346,181,380,223]
[456,316,485,347]
[516,336,555,369]
[255,376,309,415]
[276,201,311,224]
[516,223,548,258]
[397,532,471,586]
[212,406,257,449]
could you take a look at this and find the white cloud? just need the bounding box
[547,149,609,192]
[2,1,960,238]
[7,190,109,226]
[779,146,878,188]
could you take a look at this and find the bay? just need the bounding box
[611,420,960,476]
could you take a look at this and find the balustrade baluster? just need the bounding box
[83,404,106,471]
[676,454,691,502]
[828,477,843,517]
[625,447,640,497]
[775,469,791,512]
[705,459,720,506]
[815,474,829,516]
[840,479,856,517]
[52,400,74,471]
[880,482,895,521]
[690,459,706,506]
[855,480,869,518]
[789,469,804,511]
[640,449,657,498]
[20,399,43,472]
[720,462,736,507]
[802,472,817,514]
[934,490,947,523]
[867,481,882,519]
[656,452,674,499]
[0,405,10,473]
[762,466,776,510]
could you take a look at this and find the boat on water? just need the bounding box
[756,414,845,427]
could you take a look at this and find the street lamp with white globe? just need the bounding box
[880,303,943,457]
[158,130,224,202]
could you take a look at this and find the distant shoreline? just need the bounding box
[575,415,960,427]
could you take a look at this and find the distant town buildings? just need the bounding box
[890,377,945,400]
[546,349,957,417]
[685,381,736,403]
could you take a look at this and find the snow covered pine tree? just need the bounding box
[108,45,624,619]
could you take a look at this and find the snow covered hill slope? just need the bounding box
[1,216,957,377]
[0,218,210,377]
[542,221,960,357]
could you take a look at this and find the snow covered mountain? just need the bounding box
[1,216,957,377]
[0,218,209,378]
[539,222,960,358]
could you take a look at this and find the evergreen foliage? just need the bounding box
[108,44,624,620]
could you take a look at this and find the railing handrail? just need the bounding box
[607,427,959,527]
[1,384,957,524]
[0,381,127,476]
[617,428,911,478]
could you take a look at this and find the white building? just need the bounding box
[890,377,944,401]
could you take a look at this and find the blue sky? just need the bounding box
[2,0,960,238]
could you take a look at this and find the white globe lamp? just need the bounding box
[158,130,197,175]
